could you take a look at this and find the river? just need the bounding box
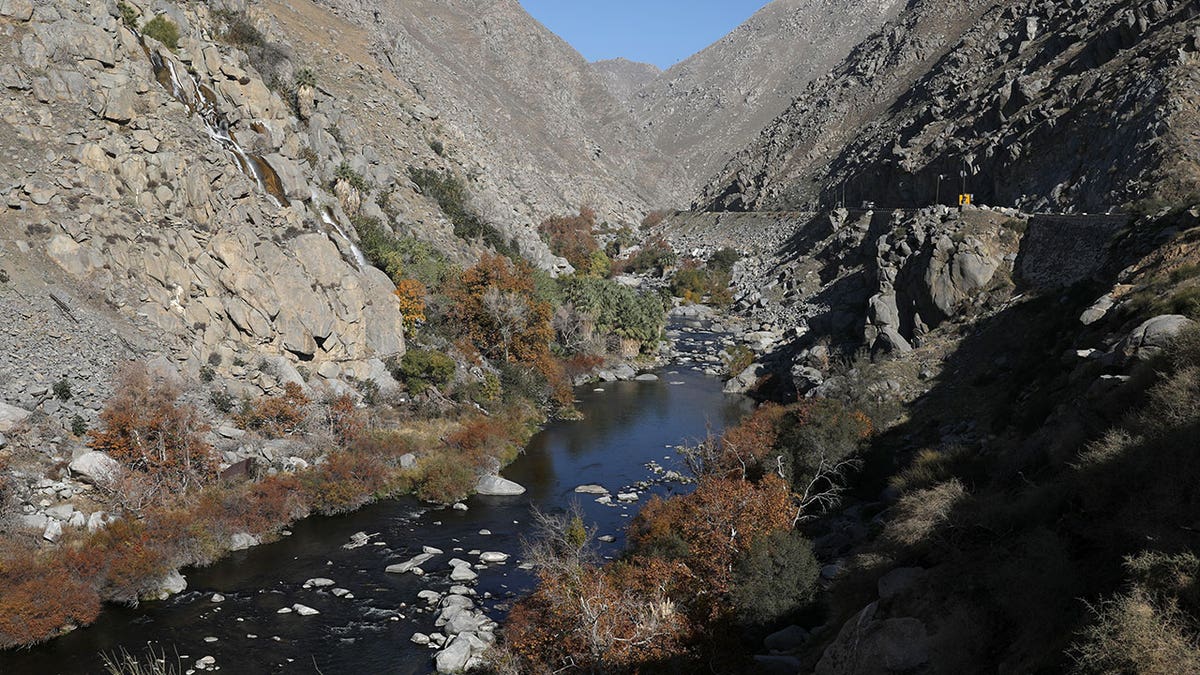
[0,327,749,674]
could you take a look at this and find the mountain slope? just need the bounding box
[591,58,661,107]
[700,0,1200,212]
[632,0,904,197]
[315,0,688,220]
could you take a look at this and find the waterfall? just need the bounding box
[142,37,289,207]
[312,191,367,270]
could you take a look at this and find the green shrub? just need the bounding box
[294,68,317,89]
[622,237,677,275]
[558,276,665,347]
[209,389,235,414]
[428,138,445,157]
[70,415,88,437]
[142,15,180,50]
[724,345,754,377]
[731,530,820,625]
[334,162,370,193]
[392,349,456,395]
[351,214,451,290]
[777,399,871,491]
[117,2,140,29]
[1001,218,1029,234]
[408,168,518,258]
[199,365,215,383]
[214,9,265,48]
[52,379,72,401]
[708,248,741,275]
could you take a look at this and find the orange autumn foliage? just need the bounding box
[234,382,310,437]
[628,474,794,612]
[718,402,788,474]
[393,278,427,332]
[447,253,554,366]
[446,253,572,406]
[0,543,101,646]
[88,365,216,495]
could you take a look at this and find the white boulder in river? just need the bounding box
[474,474,526,496]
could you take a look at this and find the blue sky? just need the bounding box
[519,1,770,70]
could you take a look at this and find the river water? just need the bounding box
[0,329,749,674]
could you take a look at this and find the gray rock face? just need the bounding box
[474,474,526,496]
[0,402,31,433]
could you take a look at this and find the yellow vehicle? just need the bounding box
[959,193,974,206]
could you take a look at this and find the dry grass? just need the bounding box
[884,479,966,550]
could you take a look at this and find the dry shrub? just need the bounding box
[1072,589,1200,674]
[0,542,102,647]
[505,556,691,672]
[324,394,363,445]
[300,451,388,515]
[890,444,975,494]
[416,452,476,504]
[628,475,794,611]
[351,429,417,463]
[564,352,604,380]
[884,478,967,549]
[89,364,216,501]
[234,382,309,437]
[89,518,172,605]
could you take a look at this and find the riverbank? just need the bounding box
[0,323,750,674]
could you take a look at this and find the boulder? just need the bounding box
[292,604,320,616]
[386,552,436,574]
[1120,315,1195,362]
[474,474,526,496]
[0,402,31,432]
[574,484,609,495]
[144,570,188,601]
[816,602,930,675]
[86,511,108,532]
[229,532,262,551]
[0,0,33,21]
[18,513,49,531]
[47,235,104,278]
[69,451,121,484]
[1080,294,1115,325]
[42,519,63,543]
[764,625,809,652]
[877,567,926,602]
[434,635,474,674]
[479,552,509,564]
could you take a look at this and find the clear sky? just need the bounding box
[518,1,771,70]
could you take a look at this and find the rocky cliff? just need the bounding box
[700,0,1200,213]
[0,0,477,429]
